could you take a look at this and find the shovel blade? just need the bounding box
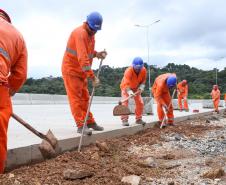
[39,140,56,159]
[113,105,131,116]
[46,129,58,148]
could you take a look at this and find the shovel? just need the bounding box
[12,113,58,159]
[160,89,176,129]
[113,90,140,116]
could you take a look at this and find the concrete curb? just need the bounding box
[6,108,225,171]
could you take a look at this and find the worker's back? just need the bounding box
[0,17,27,89]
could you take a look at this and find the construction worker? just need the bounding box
[0,9,27,173]
[177,80,189,112]
[62,12,107,135]
[120,57,147,126]
[224,93,226,107]
[210,85,221,113]
[152,73,177,127]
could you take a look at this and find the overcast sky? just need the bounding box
[1,0,226,78]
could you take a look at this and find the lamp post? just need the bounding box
[135,20,160,91]
[216,67,218,85]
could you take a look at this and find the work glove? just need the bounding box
[138,84,145,92]
[96,50,107,59]
[92,76,100,87]
[127,90,135,96]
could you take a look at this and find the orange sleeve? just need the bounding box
[8,40,27,92]
[75,31,95,79]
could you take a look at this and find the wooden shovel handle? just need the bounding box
[119,90,141,104]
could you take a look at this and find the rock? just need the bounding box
[206,119,210,123]
[168,181,175,185]
[205,158,214,166]
[63,169,94,180]
[174,134,183,141]
[121,175,141,185]
[162,154,175,160]
[14,180,20,184]
[202,168,225,179]
[139,157,158,168]
[91,152,100,160]
[8,173,15,178]
[160,162,181,169]
[96,141,109,152]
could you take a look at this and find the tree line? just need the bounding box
[19,63,226,99]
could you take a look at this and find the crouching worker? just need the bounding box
[152,73,177,127]
[177,80,189,112]
[0,9,28,173]
[211,85,221,114]
[62,12,107,135]
[120,57,147,126]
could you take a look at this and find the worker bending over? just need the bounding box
[152,73,177,127]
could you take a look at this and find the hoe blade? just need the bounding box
[113,105,131,116]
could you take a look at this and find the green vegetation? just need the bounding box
[19,63,226,99]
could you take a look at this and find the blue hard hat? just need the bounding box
[132,57,144,70]
[86,12,103,31]
[166,75,177,88]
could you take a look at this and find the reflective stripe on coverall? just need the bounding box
[211,89,221,111]
[120,66,147,121]
[0,18,27,173]
[152,73,176,124]
[177,81,188,110]
[62,23,97,128]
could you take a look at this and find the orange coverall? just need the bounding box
[0,18,27,173]
[211,88,221,112]
[152,73,176,124]
[120,66,147,121]
[177,81,188,110]
[62,23,97,128]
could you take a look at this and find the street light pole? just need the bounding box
[135,20,160,92]
[216,68,217,85]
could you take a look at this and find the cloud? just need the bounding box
[1,0,226,78]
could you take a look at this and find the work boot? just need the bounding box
[167,123,175,126]
[136,119,146,125]
[160,122,167,128]
[77,126,92,135]
[122,120,129,126]
[87,123,104,131]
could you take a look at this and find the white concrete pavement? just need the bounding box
[8,101,214,149]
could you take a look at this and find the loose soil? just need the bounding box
[1,113,226,185]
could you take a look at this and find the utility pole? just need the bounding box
[135,20,160,93]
